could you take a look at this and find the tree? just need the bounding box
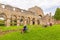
[54,8,60,20]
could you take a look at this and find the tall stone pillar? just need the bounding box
[17,19,20,26]
[28,19,30,24]
[39,20,41,25]
[6,18,10,27]
[37,19,40,25]
[30,18,32,25]
[17,16,20,26]
[40,19,42,25]
[35,19,37,25]
[23,18,25,25]
[49,13,52,23]
[5,20,6,26]
[24,17,27,25]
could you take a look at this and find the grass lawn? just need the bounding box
[0,25,60,40]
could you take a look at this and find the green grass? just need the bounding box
[0,25,60,40]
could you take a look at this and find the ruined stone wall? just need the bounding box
[0,3,42,27]
[28,6,44,17]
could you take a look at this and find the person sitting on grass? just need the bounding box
[21,25,27,33]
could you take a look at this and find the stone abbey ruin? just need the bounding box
[0,3,54,27]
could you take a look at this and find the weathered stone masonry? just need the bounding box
[0,3,54,27]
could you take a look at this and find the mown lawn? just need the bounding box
[0,25,60,40]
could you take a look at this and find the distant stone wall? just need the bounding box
[55,20,60,24]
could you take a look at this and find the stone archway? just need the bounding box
[32,18,35,25]
[11,15,17,26]
[0,13,6,26]
[26,17,30,25]
[20,16,24,25]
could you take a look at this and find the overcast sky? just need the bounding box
[0,0,60,15]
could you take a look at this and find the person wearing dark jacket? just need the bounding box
[21,25,27,33]
[23,25,27,32]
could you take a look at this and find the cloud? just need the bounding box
[0,0,60,15]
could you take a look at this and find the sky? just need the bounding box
[0,0,60,16]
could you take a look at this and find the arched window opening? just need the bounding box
[0,13,6,26]
[39,15,42,18]
[11,15,17,26]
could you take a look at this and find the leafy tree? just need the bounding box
[54,8,60,20]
